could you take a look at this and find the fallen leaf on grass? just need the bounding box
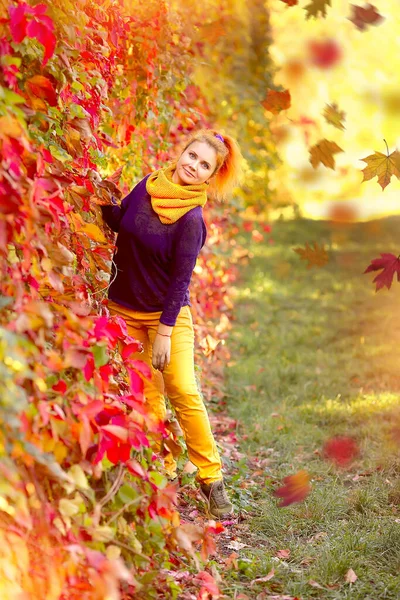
[227,540,249,551]
[276,549,290,559]
[309,579,324,588]
[274,470,311,507]
[345,568,358,583]
[293,241,329,268]
[250,569,275,586]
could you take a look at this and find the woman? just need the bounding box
[100,128,243,519]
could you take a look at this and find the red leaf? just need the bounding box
[274,470,311,507]
[194,571,220,596]
[52,380,67,393]
[128,369,145,396]
[348,3,384,31]
[121,341,143,359]
[9,4,28,43]
[309,39,342,69]
[364,253,400,291]
[26,16,56,67]
[129,359,152,380]
[323,436,359,466]
[126,459,147,479]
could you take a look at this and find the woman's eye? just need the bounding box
[189,152,195,158]
[202,163,209,169]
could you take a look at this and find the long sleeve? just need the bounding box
[100,192,131,233]
[159,212,205,326]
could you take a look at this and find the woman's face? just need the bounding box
[173,141,218,186]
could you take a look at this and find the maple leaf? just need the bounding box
[323,436,359,466]
[309,139,344,170]
[261,89,291,114]
[304,0,332,19]
[363,253,400,290]
[309,39,342,69]
[359,148,400,190]
[293,241,329,268]
[274,470,311,507]
[323,103,346,130]
[349,3,384,31]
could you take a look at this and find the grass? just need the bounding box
[220,216,400,599]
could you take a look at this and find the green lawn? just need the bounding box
[221,216,400,599]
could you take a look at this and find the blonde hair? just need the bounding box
[172,128,243,201]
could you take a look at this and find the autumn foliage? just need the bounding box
[0,0,240,597]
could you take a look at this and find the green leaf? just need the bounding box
[118,483,137,504]
[71,80,84,92]
[92,344,109,368]
[48,144,73,163]
[0,87,25,105]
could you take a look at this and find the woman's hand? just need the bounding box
[152,334,171,372]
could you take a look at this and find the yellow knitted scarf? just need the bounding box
[146,163,208,225]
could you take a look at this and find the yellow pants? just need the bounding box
[107,299,223,484]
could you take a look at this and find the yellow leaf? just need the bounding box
[360,149,400,190]
[323,103,346,130]
[309,139,344,170]
[0,114,24,138]
[304,0,332,19]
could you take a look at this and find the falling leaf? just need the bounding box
[261,89,291,114]
[309,39,342,68]
[274,470,311,507]
[293,241,329,268]
[364,253,400,291]
[199,334,221,357]
[323,103,346,130]
[345,568,358,583]
[250,568,275,586]
[323,436,359,466]
[309,139,344,169]
[359,148,400,190]
[304,0,332,19]
[349,3,384,31]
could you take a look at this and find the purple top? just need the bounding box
[100,174,207,326]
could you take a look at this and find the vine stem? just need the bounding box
[105,495,145,525]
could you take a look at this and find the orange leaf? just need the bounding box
[261,89,291,114]
[25,75,57,106]
[360,148,400,190]
[309,139,344,169]
[293,241,329,268]
[274,470,311,507]
[250,568,275,586]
